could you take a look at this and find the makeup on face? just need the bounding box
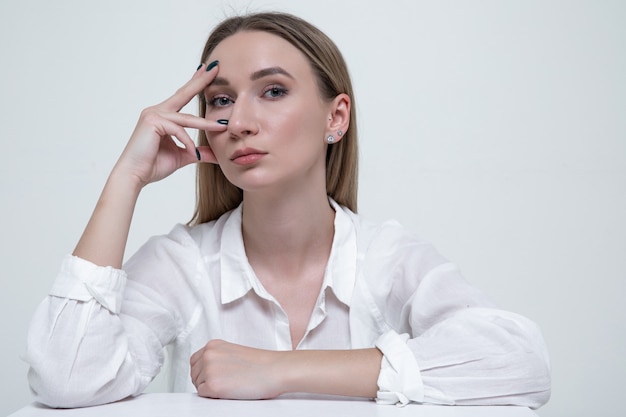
[230,147,268,166]
[205,66,294,128]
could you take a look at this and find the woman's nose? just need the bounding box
[227,96,258,138]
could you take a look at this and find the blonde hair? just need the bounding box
[189,12,358,225]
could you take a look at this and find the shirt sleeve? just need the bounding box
[374,307,551,408]
[374,330,424,405]
[24,252,178,408]
[361,223,551,408]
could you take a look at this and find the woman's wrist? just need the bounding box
[276,348,382,398]
[107,163,148,196]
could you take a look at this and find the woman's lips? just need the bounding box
[230,148,267,165]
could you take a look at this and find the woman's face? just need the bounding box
[203,30,333,194]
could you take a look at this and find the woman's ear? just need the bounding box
[326,93,350,144]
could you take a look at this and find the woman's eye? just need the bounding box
[207,95,233,107]
[263,86,288,99]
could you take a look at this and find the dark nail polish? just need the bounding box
[206,60,219,72]
[196,63,203,71]
[217,119,229,125]
[195,148,201,161]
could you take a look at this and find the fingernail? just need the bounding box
[206,60,219,72]
[217,119,229,125]
[195,148,201,161]
[196,63,203,71]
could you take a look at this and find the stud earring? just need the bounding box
[326,135,335,144]
[337,130,343,137]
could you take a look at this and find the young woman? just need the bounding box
[25,12,550,409]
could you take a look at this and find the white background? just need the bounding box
[1,1,624,416]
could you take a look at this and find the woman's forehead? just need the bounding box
[207,31,316,86]
[209,31,309,71]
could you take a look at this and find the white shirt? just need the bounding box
[25,200,551,408]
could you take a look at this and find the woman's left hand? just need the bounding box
[190,340,285,400]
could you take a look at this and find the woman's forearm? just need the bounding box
[73,63,223,269]
[72,170,142,268]
[279,348,382,398]
[191,340,382,400]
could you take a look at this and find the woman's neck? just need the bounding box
[241,189,335,275]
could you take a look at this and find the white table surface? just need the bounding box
[8,393,538,416]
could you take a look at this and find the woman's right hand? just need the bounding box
[73,62,226,268]
[113,61,226,188]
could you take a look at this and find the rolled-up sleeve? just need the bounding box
[375,330,425,405]
[49,255,127,312]
[25,256,155,408]
[359,221,551,408]
[372,263,551,408]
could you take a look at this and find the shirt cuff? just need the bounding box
[49,255,127,314]
[374,330,424,406]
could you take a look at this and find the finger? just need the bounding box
[162,111,227,133]
[190,360,201,387]
[154,125,207,169]
[196,145,218,164]
[159,120,197,158]
[162,60,219,112]
[190,347,203,368]
[196,381,210,398]
[190,60,216,79]
[189,349,206,387]
[192,62,205,77]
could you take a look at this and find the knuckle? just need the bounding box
[202,348,218,363]
[204,379,223,397]
[205,339,223,349]
[139,107,160,123]
[204,340,227,356]
[197,376,225,398]
[174,84,190,97]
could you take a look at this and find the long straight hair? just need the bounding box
[189,12,358,225]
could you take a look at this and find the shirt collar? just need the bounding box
[219,204,253,304]
[219,198,357,307]
[324,198,357,307]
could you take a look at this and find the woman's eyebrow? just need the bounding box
[210,77,229,86]
[209,66,294,87]
[251,66,294,81]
